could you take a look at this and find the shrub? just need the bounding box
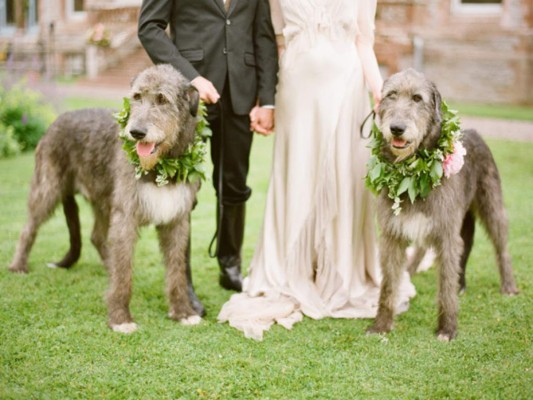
[0,81,56,151]
[0,123,21,158]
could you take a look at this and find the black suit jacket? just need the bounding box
[138,0,278,115]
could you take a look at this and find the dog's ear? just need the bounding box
[129,73,140,88]
[186,85,200,117]
[431,82,442,124]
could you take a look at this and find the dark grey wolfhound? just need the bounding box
[9,64,202,333]
[366,69,518,341]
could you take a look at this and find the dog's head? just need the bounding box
[124,64,200,170]
[376,68,442,162]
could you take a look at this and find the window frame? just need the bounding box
[26,0,39,34]
[451,0,503,15]
[0,0,17,35]
[67,0,87,21]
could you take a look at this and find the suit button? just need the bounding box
[226,19,231,25]
[223,48,228,54]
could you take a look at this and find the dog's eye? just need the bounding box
[412,94,423,103]
[132,93,141,102]
[156,94,168,105]
[386,91,397,100]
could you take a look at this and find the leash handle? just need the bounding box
[208,101,225,258]
[359,110,375,139]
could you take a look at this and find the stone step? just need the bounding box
[79,47,152,87]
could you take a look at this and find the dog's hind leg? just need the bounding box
[476,168,518,295]
[90,204,110,266]
[157,219,200,325]
[458,210,476,294]
[367,235,408,335]
[406,246,427,276]
[9,168,63,273]
[48,195,81,269]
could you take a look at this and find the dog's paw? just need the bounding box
[8,264,28,274]
[180,315,202,326]
[501,284,519,296]
[111,322,138,334]
[436,329,456,342]
[366,324,392,336]
[46,262,59,269]
[436,333,452,342]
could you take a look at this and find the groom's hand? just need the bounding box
[191,76,220,104]
[250,106,275,136]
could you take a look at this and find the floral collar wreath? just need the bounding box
[114,98,212,186]
[365,101,467,215]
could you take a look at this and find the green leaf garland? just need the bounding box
[113,98,212,187]
[365,101,462,215]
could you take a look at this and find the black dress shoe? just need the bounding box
[219,266,243,292]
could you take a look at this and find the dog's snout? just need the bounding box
[130,127,147,140]
[390,123,406,137]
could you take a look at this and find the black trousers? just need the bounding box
[206,83,253,206]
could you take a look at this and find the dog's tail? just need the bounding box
[49,195,82,269]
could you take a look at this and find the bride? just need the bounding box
[218,0,415,340]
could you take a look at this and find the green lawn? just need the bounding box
[0,100,532,398]
[448,102,533,121]
[61,97,120,112]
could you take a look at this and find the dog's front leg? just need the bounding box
[157,218,201,326]
[434,234,462,342]
[106,211,138,333]
[367,234,408,335]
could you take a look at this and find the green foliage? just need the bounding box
[114,96,130,129]
[115,98,212,186]
[365,101,461,214]
[0,81,56,151]
[0,123,21,158]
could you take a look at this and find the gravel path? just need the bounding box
[461,116,533,142]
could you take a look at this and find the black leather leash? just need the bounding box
[208,100,225,258]
[359,109,375,139]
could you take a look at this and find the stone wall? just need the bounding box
[1,0,530,104]
[375,0,533,104]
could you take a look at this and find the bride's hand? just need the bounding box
[372,90,382,112]
[250,106,275,136]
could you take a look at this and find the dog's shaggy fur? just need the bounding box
[366,69,518,341]
[9,64,202,332]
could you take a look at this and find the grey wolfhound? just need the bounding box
[366,69,518,341]
[9,64,202,333]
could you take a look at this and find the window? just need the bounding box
[74,0,85,12]
[27,0,39,32]
[452,0,503,14]
[68,0,86,20]
[0,0,16,34]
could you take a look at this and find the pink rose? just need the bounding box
[93,23,105,41]
[443,140,467,178]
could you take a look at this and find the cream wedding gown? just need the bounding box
[218,0,415,340]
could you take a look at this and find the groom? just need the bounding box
[138,0,279,313]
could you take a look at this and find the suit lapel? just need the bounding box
[213,0,226,15]
[211,0,239,16]
[227,0,238,15]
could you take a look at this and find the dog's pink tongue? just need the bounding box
[392,138,407,148]
[136,142,155,157]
